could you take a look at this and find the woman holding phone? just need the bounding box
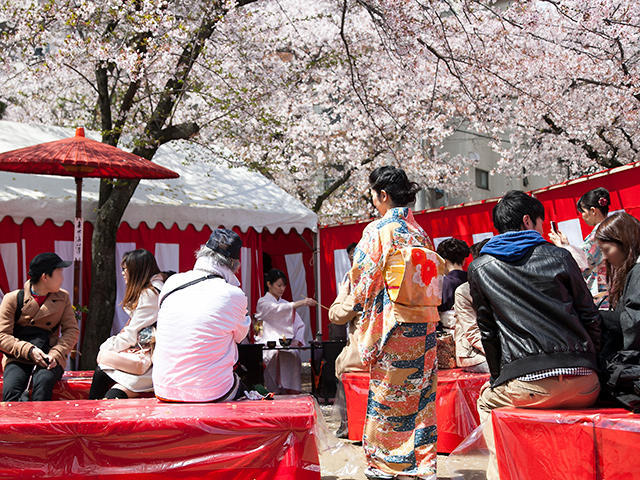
[549,187,610,308]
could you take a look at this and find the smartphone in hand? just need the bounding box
[550,221,558,233]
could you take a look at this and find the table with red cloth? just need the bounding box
[492,407,640,480]
[0,396,320,480]
[342,369,489,453]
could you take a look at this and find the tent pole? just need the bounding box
[314,228,322,340]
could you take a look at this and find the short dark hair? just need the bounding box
[346,242,358,255]
[577,187,610,216]
[265,268,287,290]
[493,190,545,233]
[436,238,471,265]
[369,166,420,207]
[470,238,490,260]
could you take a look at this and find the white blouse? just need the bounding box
[255,292,306,344]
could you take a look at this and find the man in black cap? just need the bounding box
[153,228,250,402]
[0,253,79,401]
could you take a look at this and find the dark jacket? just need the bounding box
[600,261,640,360]
[469,242,601,387]
[438,269,468,312]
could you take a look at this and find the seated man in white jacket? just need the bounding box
[153,229,250,402]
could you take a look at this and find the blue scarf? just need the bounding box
[480,230,548,262]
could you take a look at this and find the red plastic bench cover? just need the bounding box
[492,407,640,480]
[0,396,320,479]
[342,369,489,453]
[0,370,94,401]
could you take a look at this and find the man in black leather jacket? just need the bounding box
[468,190,601,480]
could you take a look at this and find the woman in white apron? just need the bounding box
[255,269,315,394]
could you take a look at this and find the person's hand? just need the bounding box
[301,297,317,307]
[46,356,58,370]
[294,297,317,308]
[549,230,568,246]
[29,346,49,368]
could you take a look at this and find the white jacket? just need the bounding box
[152,257,250,402]
[98,273,164,392]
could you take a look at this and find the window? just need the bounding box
[475,168,489,190]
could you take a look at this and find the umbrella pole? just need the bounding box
[73,177,83,368]
[73,177,83,307]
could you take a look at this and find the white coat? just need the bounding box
[98,273,165,392]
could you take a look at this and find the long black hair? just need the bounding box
[577,187,610,216]
[121,249,160,310]
[369,166,420,207]
[595,212,640,308]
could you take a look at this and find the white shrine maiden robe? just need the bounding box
[255,292,306,392]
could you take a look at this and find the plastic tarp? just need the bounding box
[492,407,640,480]
[0,396,320,479]
[0,120,317,234]
[342,369,489,453]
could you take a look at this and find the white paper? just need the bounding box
[0,242,19,291]
[73,218,83,261]
[54,240,75,298]
[333,248,351,288]
[557,218,584,247]
[433,236,452,249]
[472,232,494,244]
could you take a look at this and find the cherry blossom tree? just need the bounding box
[2,0,638,365]
[0,0,466,366]
[376,0,640,180]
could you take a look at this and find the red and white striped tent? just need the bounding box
[0,121,318,341]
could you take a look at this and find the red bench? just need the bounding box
[0,370,95,400]
[0,370,157,400]
[0,396,320,479]
[492,407,640,480]
[342,369,489,453]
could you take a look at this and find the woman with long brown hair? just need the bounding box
[89,249,166,399]
[595,212,640,359]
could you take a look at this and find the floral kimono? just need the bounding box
[350,207,444,478]
[566,224,608,309]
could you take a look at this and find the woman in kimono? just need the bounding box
[549,187,610,308]
[256,269,316,394]
[350,166,444,480]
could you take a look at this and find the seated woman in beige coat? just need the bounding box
[0,253,79,401]
[89,249,166,399]
[454,240,489,373]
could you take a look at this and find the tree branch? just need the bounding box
[157,122,200,144]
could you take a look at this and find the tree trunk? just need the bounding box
[78,0,258,369]
[80,180,139,369]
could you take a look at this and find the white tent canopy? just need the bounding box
[0,120,317,233]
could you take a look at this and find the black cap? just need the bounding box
[206,229,242,260]
[28,253,72,280]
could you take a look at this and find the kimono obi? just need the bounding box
[384,246,445,323]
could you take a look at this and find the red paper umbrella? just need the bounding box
[0,127,180,307]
